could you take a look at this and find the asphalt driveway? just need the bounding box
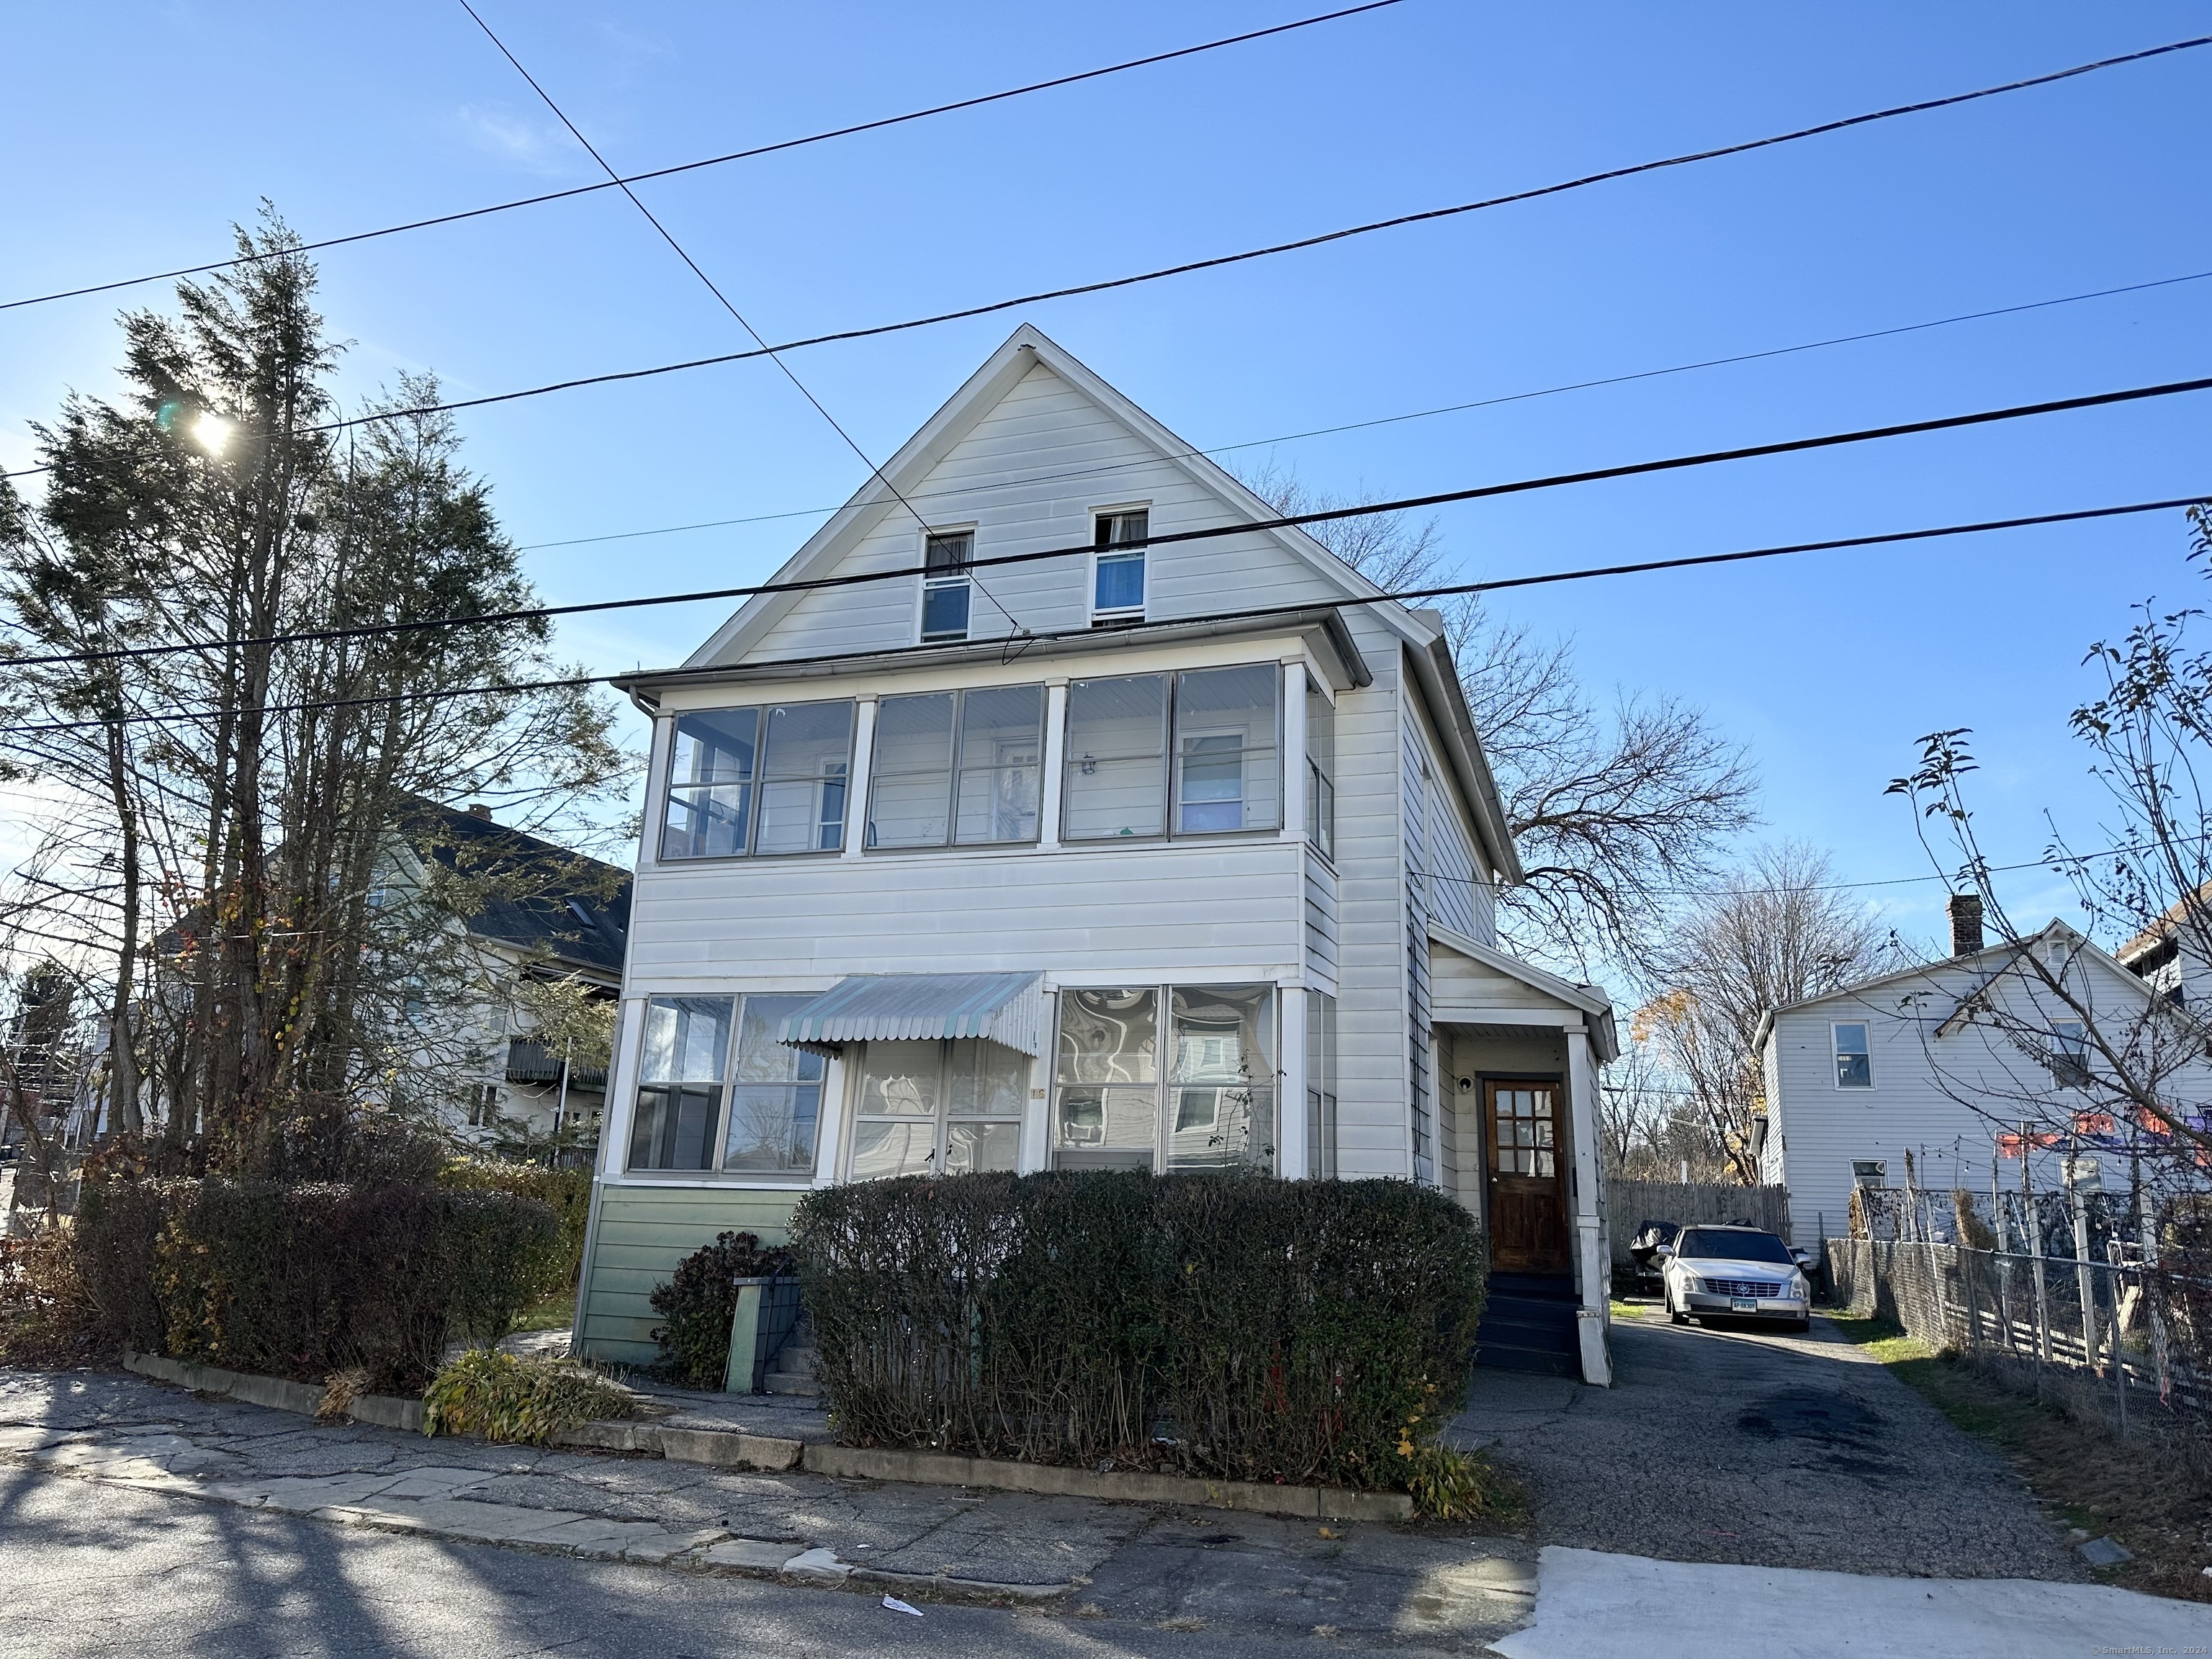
[1447,1309,2085,1581]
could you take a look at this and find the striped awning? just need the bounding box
[776,971,1048,1056]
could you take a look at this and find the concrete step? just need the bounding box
[763,1344,820,1397]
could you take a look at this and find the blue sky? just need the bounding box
[5,1,2210,953]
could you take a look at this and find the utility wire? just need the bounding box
[5,369,2210,675]
[5,488,2205,735]
[505,264,2212,556]
[0,1,1406,314]
[9,30,2202,482]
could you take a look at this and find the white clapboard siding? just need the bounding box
[743,363,1344,664]
[1330,619,1412,1179]
[1402,718,1437,1184]
[1303,845,1340,992]
[1429,942,1565,1015]
[1768,945,2212,1246]
[626,838,1306,986]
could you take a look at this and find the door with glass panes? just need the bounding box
[848,1039,1028,1179]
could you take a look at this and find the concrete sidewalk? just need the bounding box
[0,1368,1538,1649]
[1495,1547,2212,1658]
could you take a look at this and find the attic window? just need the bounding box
[921,531,973,642]
[1092,511,1147,623]
[565,898,595,928]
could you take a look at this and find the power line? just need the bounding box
[0,1,1406,315]
[5,369,2210,675]
[504,264,2212,556]
[4,487,2203,735]
[9,31,2201,482]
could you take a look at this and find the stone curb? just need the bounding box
[118,1352,1412,1520]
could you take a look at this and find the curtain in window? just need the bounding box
[1062,675,1168,840]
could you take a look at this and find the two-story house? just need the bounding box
[570,326,1620,1384]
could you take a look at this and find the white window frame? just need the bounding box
[863,684,1047,852]
[1061,663,1282,845]
[1088,505,1151,626]
[656,698,857,863]
[1831,1020,1874,1089]
[624,992,826,1180]
[1048,981,1281,1172]
[2051,1020,2091,1089]
[918,525,977,644]
[840,1038,1031,1181]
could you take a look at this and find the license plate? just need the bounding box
[1730,1297,1758,1313]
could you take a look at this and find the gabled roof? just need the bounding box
[1751,917,2164,1053]
[395,801,631,980]
[1429,920,1620,1061]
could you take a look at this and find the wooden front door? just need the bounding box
[1485,1079,1570,1273]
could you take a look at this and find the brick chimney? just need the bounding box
[466,803,492,820]
[1947,893,1984,958]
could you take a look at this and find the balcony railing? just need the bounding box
[505,1038,608,1091]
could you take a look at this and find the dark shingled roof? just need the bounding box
[398,800,631,979]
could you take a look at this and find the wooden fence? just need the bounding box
[1605,1179,1791,1272]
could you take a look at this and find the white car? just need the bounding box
[1658,1225,1812,1332]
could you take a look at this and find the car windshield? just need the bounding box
[1678,1228,1794,1264]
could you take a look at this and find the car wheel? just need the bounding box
[1791,1317,1810,1334]
[1668,1291,1689,1326]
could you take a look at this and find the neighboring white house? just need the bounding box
[571,325,1621,1382]
[1758,896,2212,1246]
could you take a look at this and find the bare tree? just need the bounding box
[1633,843,1892,1182]
[1236,461,1758,971]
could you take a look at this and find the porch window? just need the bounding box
[659,700,854,860]
[1092,510,1147,621]
[629,996,734,1170]
[1305,685,1336,860]
[1053,984,1276,1169]
[921,531,974,642]
[1061,666,1281,842]
[2051,1020,2090,1089]
[848,1038,1026,1179]
[1833,1021,1872,1089]
[1305,991,1338,1179]
[627,994,821,1175]
[721,995,825,1172]
[866,685,1044,848]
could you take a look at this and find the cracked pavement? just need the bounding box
[0,1368,1538,1651]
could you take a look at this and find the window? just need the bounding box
[659,701,854,860]
[1305,992,1338,1179]
[1305,684,1336,860]
[626,994,822,1175]
[723,996,827,1172]
[464,1082,500,1128]
[866,685,1045,848]
[1052,984,1276,1170]
[921,531,974,642]
[1062,665,1281,842]
[848,1038,1026,1179]
[1092,511,1147,621]
[2052,1020,2090,1089]
[1489,1084,1556,1178]
[1833,1021,1872,1089]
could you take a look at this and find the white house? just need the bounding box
[571,325,1620,1383]
[1758,896,2212,1246]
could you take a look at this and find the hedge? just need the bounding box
[76,1178,562,1395]
[649,1231,796,1388]
[438,1158,591,1295]
[788,1171,1488,1491]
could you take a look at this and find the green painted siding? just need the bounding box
[576,1182,805,1365]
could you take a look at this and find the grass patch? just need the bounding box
[422,1349,635,1445]
[1608,1298,1648,1321]
[508,1292,574,1335]
[1405,1443,1527,1524]
[1827,1314,2212,1602]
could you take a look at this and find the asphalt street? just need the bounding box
[0,1467,1419,1659]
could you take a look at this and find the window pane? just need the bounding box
[1055,1084,1157,1151]
[670,709,758,787]
[1064,675,1167,840]
[1835,1022,1869,1055]
[1094,551,1145,613]
[953,685,1043,844]
[851,1119,936,1181]
[949,1039,1028,1117]
[1835,1022,1871,1088]
[945,1120,1020,1174]
[1168,984,1275,1169]
[639,997,734,1084]
[629,1083,720,1172]
[925,531,973,573]
[755,701,855,855]
[869,693,955,848]
[1097,511,1148,547]
[1305,687,1336,858]
[722,1084,821,1172]
[1174,665,1280,834]
[921,580,970,642]
[860,1041,941,1115]
[732,996,825,1084]
[661,783,752,860]
[1056,988,1157,1084]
